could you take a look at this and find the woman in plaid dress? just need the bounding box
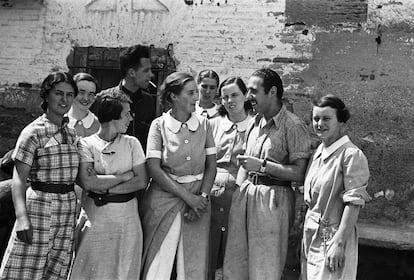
[0,72,80,280]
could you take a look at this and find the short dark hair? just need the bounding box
[217,76,252,116]
[40,71,78,112]
[74,72,100,93]
[119,45,151,77]
[93,88,131,123]
[251,68,284,99]
[312,94,350,123]
[159,72,195,109]
[196,69,220,87]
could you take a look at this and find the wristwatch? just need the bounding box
[200,191,210,201]
[260,158,267,173]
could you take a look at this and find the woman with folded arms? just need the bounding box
[141,71,216,280]
[70,88,147,280]
[0,72,79,280]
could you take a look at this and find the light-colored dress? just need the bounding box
[208,114,252,279]
[69,134,145,280]
[301,135,370,280]
[141,111,216,280]
[223,105,311,280]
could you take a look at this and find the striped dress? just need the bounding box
[0,115,79,280]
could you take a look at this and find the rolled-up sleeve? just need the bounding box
[287,123,311,163]
[341,148,371,206]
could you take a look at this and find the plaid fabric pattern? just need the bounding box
[0,189,77,280]
[12,115,79,184]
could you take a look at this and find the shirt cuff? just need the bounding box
[206,147,217,155]
[147,150,161,159]
[342,185,371,207]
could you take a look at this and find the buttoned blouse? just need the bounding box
[12,114,79,184]
[146,111,216,177]
[304,135,371,219]
[210,115,253,176]
[245,105,311,170]
[78,134,145,175]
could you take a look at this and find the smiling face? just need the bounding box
[172,80,199,114]
[221,83,246,116]
[113,102,133,134]
[73,80,96,113]
[198,77,218,106]
[47,82,75,119]
[312,106,342,146]
[246,76,272,116]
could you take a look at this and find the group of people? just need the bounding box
[0,44,370,280]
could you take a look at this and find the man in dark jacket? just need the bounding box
[100,44,155,149]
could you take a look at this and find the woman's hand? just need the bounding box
[184,208,200,223]
[15,215,33,244]
[325,241,345,272]
[185,193,208,218]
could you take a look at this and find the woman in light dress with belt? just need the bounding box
[141,71,216,280]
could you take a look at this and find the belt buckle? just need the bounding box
[250,172,259,185]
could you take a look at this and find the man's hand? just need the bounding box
[236,155,262,172]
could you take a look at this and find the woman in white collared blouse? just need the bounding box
[67,73,100,137]
[301,95,370,280]
[141,72,217,280]
[208,76,253,280]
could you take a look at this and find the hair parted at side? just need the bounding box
[119,45,151,77]
[159,71,195,108]
[93,88,132,123]
[312,94,350,123]
[40,71,78,112]
[251,68,284,99]
[74,72,100,93]
[217,76,252,116]
[196,69,220,87]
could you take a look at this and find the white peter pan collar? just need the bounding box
[195,101,218,118]
[164,110,200,133]
[67,110,96,129]
[221,115,251,133]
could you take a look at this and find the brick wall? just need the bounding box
[1,0,414,236]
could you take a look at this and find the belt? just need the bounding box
[247,172,291,187]
[88,191,135,207]
[31,182,74,194]
[169,173,203,184]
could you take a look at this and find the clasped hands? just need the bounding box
[184,193,209,223]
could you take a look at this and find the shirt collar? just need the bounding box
[271,104,287,128]
[67,110,96,129]
[195,101,218,118]
[221,115,251,132]
[314,135,351,161]
[164,110,200,133]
